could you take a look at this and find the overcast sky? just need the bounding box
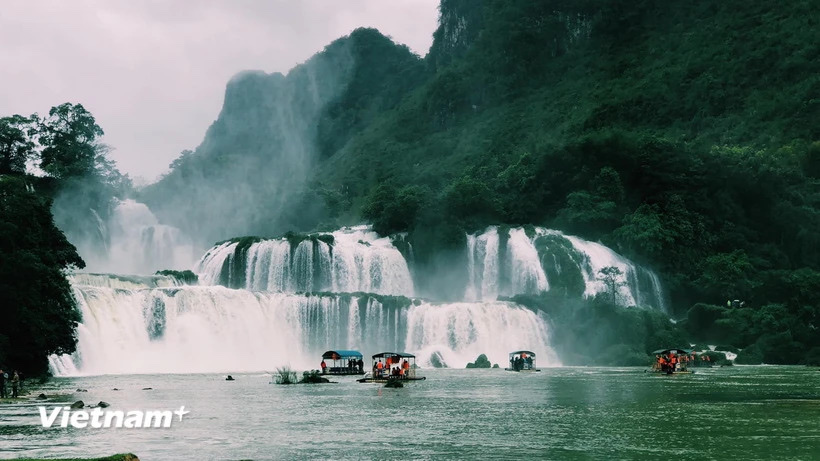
[0,0,439,183]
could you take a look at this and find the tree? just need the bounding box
[0,176,85,375]
[697,250,757,300]
[39,103,104,179]
[0,114,38,174]
[556,167,625,236]
[362,183,432,235]
[598,266,626,306]
[614,203,675,262]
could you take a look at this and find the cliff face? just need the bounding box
[141,28,424,244]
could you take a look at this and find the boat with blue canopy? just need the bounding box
[320,350,365,375]
[505,350,540,372]
[356,352,426,383]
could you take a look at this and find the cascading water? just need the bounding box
[195,226,414,296]
[74,199,198,275]
[49,277,557,375]
[464,226,666,311]
[405,301,556,369]
[50,223,667,376]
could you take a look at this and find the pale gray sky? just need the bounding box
[0,0,439,183]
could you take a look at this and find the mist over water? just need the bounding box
[49,277,557,375]
[138,36,361,246]
[55,198,198,275]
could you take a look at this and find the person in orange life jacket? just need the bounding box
[321,361,327,374]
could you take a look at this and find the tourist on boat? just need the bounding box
[376,360,384,377]
[358,358,364,373]
[402,359,410,373]
[321,360,327,374]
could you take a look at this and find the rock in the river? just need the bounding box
[142,387,152,390]
[76,388,88,392]
[466,354,492,368]
[97,401,110,408]
[299,371,332,383]
[430,351,447,368]
[70,400,84,409]
[226,375,235,381]
[36,393,47,399]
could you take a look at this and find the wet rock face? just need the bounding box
[429,351,448,368]
[70,400,84,409]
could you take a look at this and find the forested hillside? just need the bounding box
[143,0,819,363]
[140,28,426,242]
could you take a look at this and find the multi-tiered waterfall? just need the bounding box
[464,226,666,310]
[196,226,413,295]
[50,274,553,374]
[51,222,665,376]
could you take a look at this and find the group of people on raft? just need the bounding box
[320,358,364,374]
[655,351,713,373]
[510,353,534,371]
[373,356,411,379]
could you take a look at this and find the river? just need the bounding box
[1,366,818,460]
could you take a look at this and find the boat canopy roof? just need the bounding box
[322,350,363,360]
[652,348,693,355]
[372,352,415,359]
[509,350,536,357]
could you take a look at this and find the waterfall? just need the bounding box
[50,222,669,376]
[464,227,500,301]
[405,301,556,369]
[78,199,198,274]
[49,277,557,375]
[195,226,414,296]
[464,226,666,310]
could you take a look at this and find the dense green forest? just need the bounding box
[0,104,125,375]
[145,0,818,364]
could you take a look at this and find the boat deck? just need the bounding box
[357,376,426,383]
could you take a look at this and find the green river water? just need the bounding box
[1,366,818,460]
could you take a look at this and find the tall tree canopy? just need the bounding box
[39,103,104,179]
[0,114,38,175]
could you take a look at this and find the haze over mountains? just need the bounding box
[138,0,818,313]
